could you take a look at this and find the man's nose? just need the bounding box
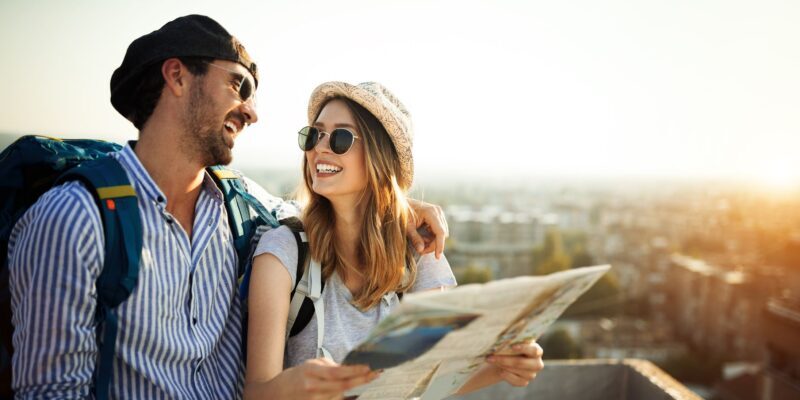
[240,99,258,125]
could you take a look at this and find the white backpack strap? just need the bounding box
[382,291,396,306]
[286,271,309,341]
[286,256,332,359]
[286,232,310,341]
[307,259,333,359]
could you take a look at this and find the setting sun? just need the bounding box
[757,159,800,191]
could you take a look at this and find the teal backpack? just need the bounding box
[0,135,278,399]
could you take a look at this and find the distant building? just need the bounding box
[556,318,688,364]
[447,205,540,246]
[761,296,800,399]
[714,296,800,400]
[448,242,536,279]
[446,206,541,278]
[667,255,772,361]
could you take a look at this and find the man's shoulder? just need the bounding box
[9,180,105,266]
[38,180,98,210]
[16,181,101,233]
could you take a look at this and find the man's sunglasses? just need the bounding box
[297,126,361,155]
[203,62,255,103]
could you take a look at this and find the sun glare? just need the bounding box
[757,160,800,192]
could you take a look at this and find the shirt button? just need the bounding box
[157,195,165,203]
[193,317,198,325]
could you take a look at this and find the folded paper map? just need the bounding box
[344,264,611,399]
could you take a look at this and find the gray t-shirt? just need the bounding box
[253,225,457,367]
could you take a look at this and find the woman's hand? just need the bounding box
[281,358,379,400]
[455,340,544,395]
[486,341,544,387]
[406,198,449,259]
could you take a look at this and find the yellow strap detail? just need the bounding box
[31,135,63,141]
[212,169,238,180]
[97,185,136,199]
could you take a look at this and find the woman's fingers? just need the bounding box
[497,369,534,387]
[300,361,379,395]
[305,370,380,393]
[488,354,544,374]
[487,341,545,386]
[513,341,544,358]
[305,362,370,380]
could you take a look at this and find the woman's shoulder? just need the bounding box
[253,225,300,276]
[257,224,295,244]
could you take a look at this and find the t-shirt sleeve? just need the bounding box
[252,225,301,284]
[411,253,457,292]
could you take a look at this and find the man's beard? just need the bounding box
[181,82,233,166]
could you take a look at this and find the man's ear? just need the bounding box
[162,58,187,97]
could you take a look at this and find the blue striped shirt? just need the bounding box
[8,144,290,399]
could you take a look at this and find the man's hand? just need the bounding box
[486,341,544,387]
[283,358,379,400]
[406,199,449,259]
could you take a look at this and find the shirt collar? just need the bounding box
[113,141,224,206]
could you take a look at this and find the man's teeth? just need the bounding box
[316,163,342,173]
[224,121,238,133]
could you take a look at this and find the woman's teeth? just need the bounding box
[316,163,342,174]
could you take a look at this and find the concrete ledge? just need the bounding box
[453,359,702,400]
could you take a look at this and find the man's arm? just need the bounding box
[8,182,104,398]
[241,176,450,258]
[406,198,449,259]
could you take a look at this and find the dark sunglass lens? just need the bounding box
[330,129,355,154]
[239,78,253,101]
[298,127,317,151]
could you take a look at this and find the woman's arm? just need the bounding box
[244,253,378,399]
[245,253,294,389]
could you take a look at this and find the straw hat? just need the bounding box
[308,81,414,188]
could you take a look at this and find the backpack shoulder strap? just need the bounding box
[57,156,142,400]
[207,166,279,278]
[282,218,327,338]
[282,220,331,358]
[59,157,142,306]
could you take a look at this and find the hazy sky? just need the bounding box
[1,0,799,185]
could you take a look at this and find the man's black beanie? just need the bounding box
[110,15,258,120]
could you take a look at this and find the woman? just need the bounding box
[244,82,543,399]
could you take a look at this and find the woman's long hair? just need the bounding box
[298,97,417,310]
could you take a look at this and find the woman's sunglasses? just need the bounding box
[297,126,361,155]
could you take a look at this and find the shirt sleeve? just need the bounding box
[252,225,300,285]
[8,181,104,398]
[411,253,457,292]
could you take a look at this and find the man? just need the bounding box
[8,15,448,398]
